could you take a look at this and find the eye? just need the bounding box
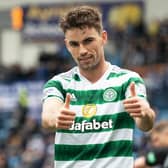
[69,41,79,48]
[83,38,94,45]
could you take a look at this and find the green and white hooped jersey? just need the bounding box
[43,63,147,168]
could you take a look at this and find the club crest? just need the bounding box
[103,88,117,102]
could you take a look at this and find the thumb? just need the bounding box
[130,82,136,97]
[64,93,71,109]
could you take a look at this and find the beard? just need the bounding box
[77,54,100,71]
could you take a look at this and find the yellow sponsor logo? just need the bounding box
[82,104,97,118]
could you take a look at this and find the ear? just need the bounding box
[101,30,107,45]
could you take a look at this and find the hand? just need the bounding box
[56,93,76,129]
[123,82,150,119]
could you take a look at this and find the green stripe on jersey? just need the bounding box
[106,72,127,79]
[55,140,133,161]
[44,80,65,95]
[67,86,125,105]
[57,112,134,133]
[122,77,145,93]
[44,77,145,104]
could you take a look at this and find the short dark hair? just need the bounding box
[60,6,103,34]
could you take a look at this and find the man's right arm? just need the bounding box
[41,94,76,131]
[42,97,63,130]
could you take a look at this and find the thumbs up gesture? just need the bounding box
[123,82,150,119]
[56,93,76,129]
[130,82,136,97]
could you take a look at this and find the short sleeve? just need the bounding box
[125,72,147,99]
[42,79,65,102]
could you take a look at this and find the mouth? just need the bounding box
[78,56,93,63]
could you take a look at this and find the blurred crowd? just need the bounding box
[0,110,55,168]
[134,120,168,168]
[0,50,73,84]
[0,16,167,168]
[0,18,168,83]
[105,18,168,67]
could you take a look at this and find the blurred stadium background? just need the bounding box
[0,0,167,167]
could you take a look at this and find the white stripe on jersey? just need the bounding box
[70,101,125,117]
[55,128,133,145]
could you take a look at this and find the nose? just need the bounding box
[79,44,88,56]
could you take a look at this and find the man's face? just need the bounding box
[65,27,107,71]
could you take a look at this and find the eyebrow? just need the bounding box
[68,37,95,44]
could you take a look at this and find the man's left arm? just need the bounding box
[123,82,155,131]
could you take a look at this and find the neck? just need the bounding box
[79,61,109,83]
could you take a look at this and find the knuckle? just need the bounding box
[57,119,62,125]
